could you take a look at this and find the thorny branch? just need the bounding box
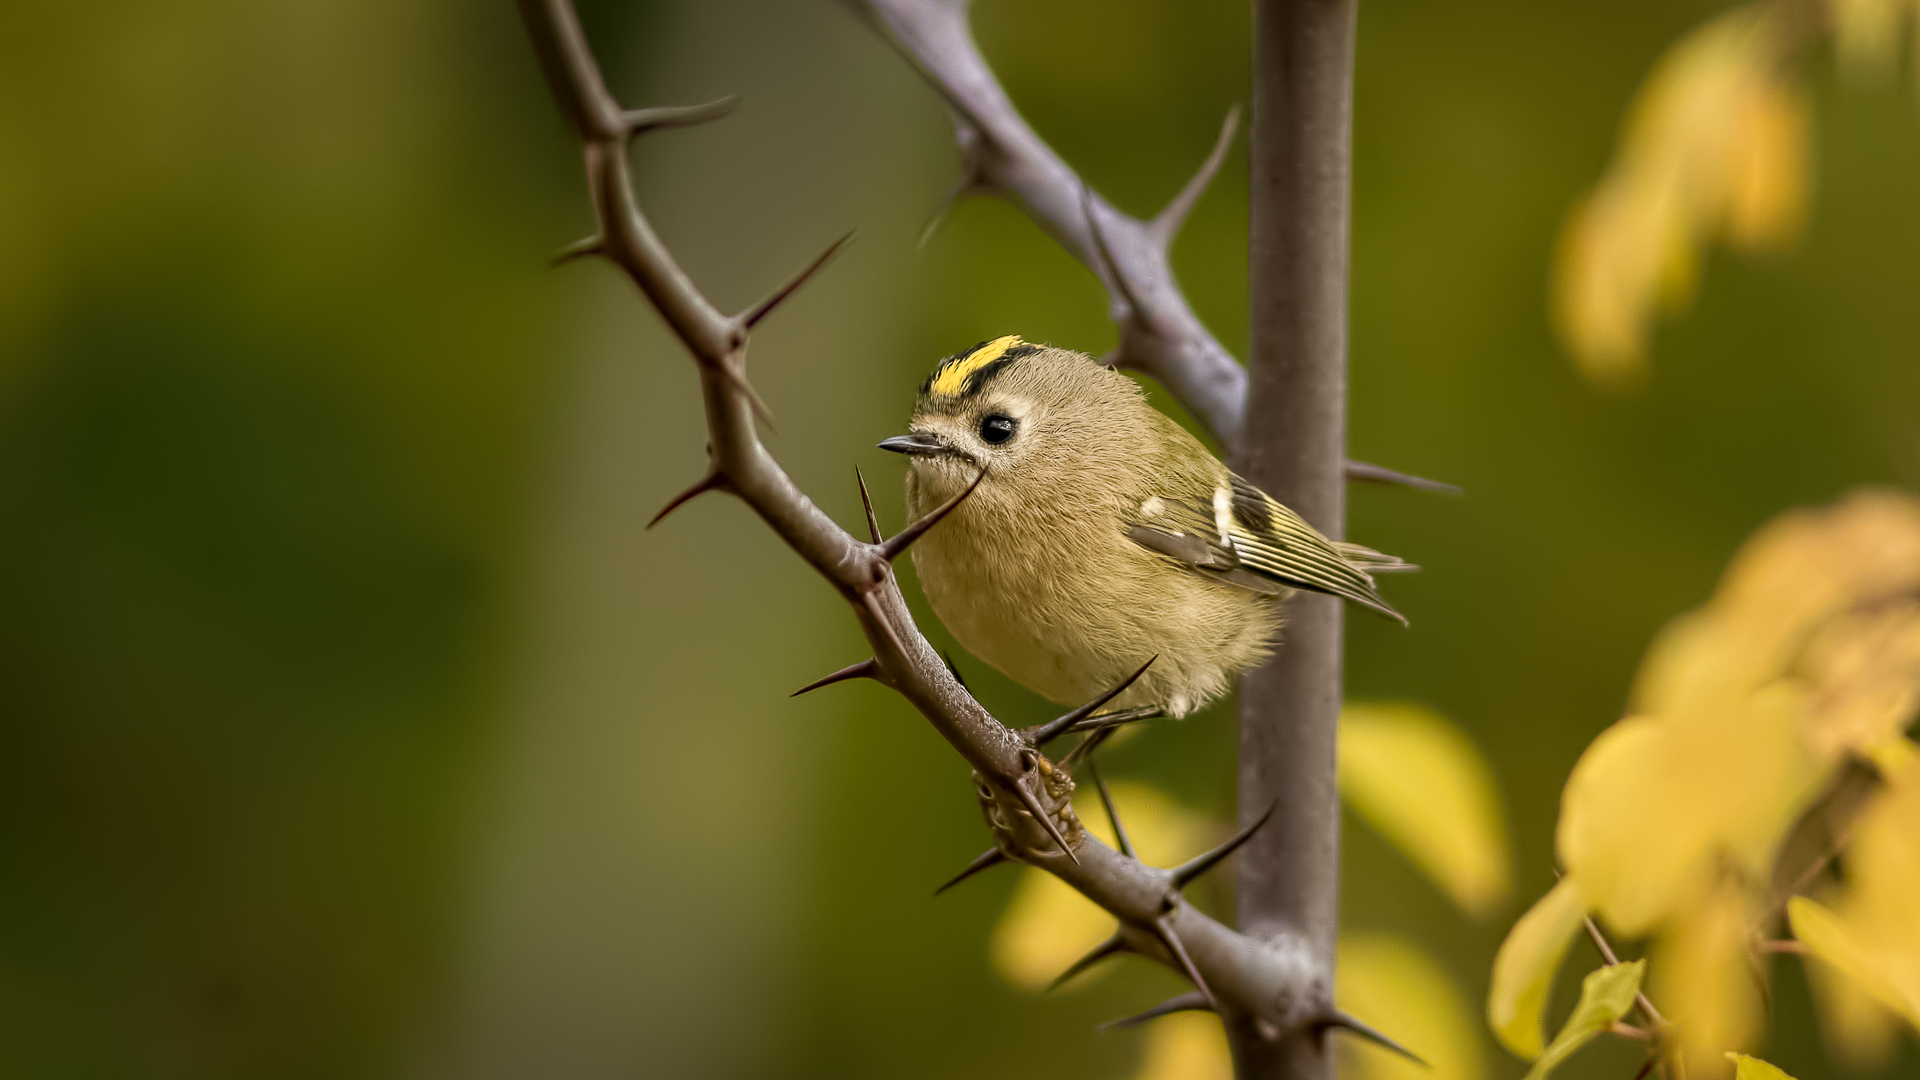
[514,0,1414,1051]
[847,0,1456,496]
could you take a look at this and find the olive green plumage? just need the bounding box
[882,336,1410,718]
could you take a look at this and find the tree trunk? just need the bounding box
[1233,0,1356,1077]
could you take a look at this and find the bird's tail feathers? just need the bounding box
[1334,541,1419,574]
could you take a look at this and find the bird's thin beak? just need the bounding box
[878,432,955,458]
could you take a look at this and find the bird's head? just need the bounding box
[880,336,1145,502]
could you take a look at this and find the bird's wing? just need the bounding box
[1125,474,1410,624]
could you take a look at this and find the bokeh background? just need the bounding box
[1,0,1916,1077]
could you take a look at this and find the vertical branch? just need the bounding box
[1234,1,1358,1078]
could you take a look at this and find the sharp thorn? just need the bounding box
[790,658,878,697]
[1098,991,1212,1030]
[915,209,946,250]
[860,589,909,662]
[1171,801,1277,887]
[1087,755,1135,859]
[739,231,855,330]
[918,118,984,248]
[1345,459,1461,496]
[880,464,987,561]
[1149,104,1239,248]
[647,473,726,529]
[1153,914,1215,1010]
[552,235,604,267]
[1047,932,1128,992]
[855,467,883,544]
[1079,182,1147,320]
[917,169,977,249]
[1028,656,1157,746]
[620,95,739,137]
[1012,778,1079,865]
[933,846,1007,895]
[1059,706,1165,740]
[940,650,968,691]
[1318,1010,1428,1066]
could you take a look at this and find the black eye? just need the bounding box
[979,414,1017,445]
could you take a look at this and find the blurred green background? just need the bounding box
[0,0,1915,1077]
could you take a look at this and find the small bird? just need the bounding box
[880,336,1411,719]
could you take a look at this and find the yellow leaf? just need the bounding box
[1725,1053,1797,1080]
[1709,490,1920,682]
[1651,876,1764,1079]
[1809,612,1920,759]
[1550,4,1810,383]
[1629,609,1759,718]
[1718,489,1920,603]
[1832,0,1909,79]
[1556,716,1684,934]
[1805,944,1902,1071]
[1550,169,1685,386]
[1558,687,1822,936]
[1127,1011,1232,1080]
[1788,898,1920,1029]
[1338,934,1484,1080]
[1521,961,1645,1080]
[1487,877,1587,1060]
[989,781,1218,992]
[1338,702,1514,918]
[1706,489,1920,759]
[1790,898,1893,1008]
[1723,80,1808,252]
[1789,761,1920,1031]
[1865,736,1918,779]
[1848,767,1920,965]
[1551,490,1920,966]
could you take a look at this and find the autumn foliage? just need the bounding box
[1491,490,1920,1079]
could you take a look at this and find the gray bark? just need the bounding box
[1233,2,1359,1077]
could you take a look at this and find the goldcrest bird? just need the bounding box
[880,335,1411,719]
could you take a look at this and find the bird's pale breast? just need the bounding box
[908,473,1278,717]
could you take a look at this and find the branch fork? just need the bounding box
[852,0,1454,498]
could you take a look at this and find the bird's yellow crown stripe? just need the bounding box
[929,335,1024,396]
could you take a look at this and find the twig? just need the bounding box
[1584,916,1669,1030]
